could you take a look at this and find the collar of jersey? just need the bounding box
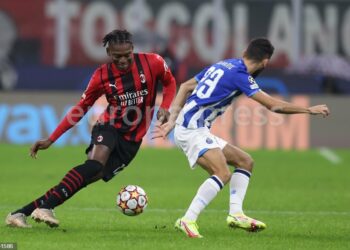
[238,58,248,72]
[112,61,134,75]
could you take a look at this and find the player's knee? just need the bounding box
[74,160,104,185]
[215,169,231,184]
[240,156,254,172]
[222,170,232,184]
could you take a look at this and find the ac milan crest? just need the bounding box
[97,135,103,142]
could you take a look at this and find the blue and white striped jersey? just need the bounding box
[176,58,260,129]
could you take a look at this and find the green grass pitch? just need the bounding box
[0,144,349,250]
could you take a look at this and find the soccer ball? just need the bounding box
[116,185,148,216]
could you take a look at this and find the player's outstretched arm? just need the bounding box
[152,78,198,139]
[30,138,53,159]
[29,69,103,159]
[251,90,330,117]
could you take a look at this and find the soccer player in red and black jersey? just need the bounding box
[5,30,176,228]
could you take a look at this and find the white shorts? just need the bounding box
[174,125,228,168]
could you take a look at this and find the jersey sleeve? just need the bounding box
[235,72,261,97]
[194,66,210,82]
[80,67,105,107]
[49,68,104,142]
[153,54,176,110]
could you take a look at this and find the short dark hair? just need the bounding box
[244,38,274,61]
[102,29,133,47]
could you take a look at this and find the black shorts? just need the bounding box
[85,124,141,182]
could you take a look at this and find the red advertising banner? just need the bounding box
[1,0,350,92]
[1,0,350,68]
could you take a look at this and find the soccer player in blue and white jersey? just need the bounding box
[153,38,330,238]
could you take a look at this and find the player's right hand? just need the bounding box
[151,121,175,140]
[156,108,170,125]
[308,104,330,118]
[30,139,53,159]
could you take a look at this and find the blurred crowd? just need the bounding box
[1,0,350,95]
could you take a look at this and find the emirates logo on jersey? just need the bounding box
[118,89,149,106]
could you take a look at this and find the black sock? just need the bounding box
[12,188,55,216]
[40,160,103,209]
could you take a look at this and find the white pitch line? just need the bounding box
[319,147,342,164]
[1,205,349,216]
[64,208,350,216]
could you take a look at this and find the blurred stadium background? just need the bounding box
[1,1,349,249]
[0,0,349,149]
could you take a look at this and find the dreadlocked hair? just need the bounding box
[102,29,133,47]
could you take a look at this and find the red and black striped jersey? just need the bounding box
[49,53,176,142]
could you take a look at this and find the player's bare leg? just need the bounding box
[223,144,266,232]
[175,148,231,238]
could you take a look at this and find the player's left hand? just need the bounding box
[156,108,170,124]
